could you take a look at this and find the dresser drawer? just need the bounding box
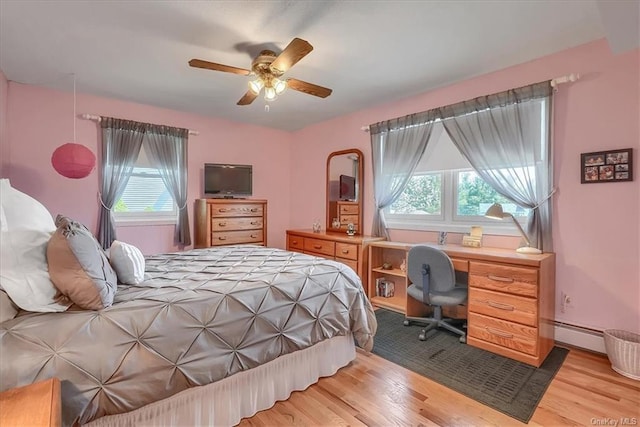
[469,261,538,298]
[339,204,359,215]
[211,230,263,245]
[303,238,335,257]
[212,217,263,231]
[336,257,358,272]
[335,242,358,261]
[339,215,359,225]
[468,287,537,327]
[468,312,538,356]
[287,234,304,251]
[210,203,264,217]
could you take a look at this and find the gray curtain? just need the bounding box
[370,111,437,239]
[439,81,554,251]
[143,125,191,246]
[98,118,145,249]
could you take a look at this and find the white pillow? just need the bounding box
[0,179,70,312]
[109,240,145,285]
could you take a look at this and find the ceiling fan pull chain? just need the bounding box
[265,104,270,113]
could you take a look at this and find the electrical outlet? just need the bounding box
[560,292,572,313]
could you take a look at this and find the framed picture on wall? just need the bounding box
[581,148,633,183]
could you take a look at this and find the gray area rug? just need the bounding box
[371,309,568,423]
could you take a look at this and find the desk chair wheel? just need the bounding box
[418,331,427,341]
[403,320,411,326]
[459,335,466,344]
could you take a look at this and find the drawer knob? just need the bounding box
[250,221,259,225]
[251,234,257,238]
[218,222,227,227]
[486,327,514,339]
[487,300,515,311]
[313,245,322,250]
[487,274,514,283]
[341,249,349,254]
[251,208,258,212]
[218,236,227,241]
[292,240,298,244]
[218,208,228,213]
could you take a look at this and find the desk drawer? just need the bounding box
[451,258,469,272]
[211,230,263,245]
[210,203,264,217]
[303,238,335,257]
[468,287,537,327]
[469,261,538,298]
[287,234,304,251]
[335,242,358,261]
[468,312,538,356]
[212,217,263,231]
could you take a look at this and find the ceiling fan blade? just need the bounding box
[237,90,258,106]
[269,38,313,74]
[286,78,332,98]
[189,59,251,76]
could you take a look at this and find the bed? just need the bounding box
[0,245,377,426]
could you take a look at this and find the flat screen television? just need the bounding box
[339,174,356,201]
[204,163,252,198]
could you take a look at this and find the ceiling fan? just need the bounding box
[189,38,333,106]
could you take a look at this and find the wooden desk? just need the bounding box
[0,378,61,426]
[368,241,555,367]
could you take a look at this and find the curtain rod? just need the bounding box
[360,73,580,132]
[80,114,199,136]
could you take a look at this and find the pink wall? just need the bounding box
[6,83,292,253]
[291,39,640,332]
[0,70,8,176]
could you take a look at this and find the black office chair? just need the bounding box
[404,245,468,343]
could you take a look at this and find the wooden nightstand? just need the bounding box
[0,378,61,426]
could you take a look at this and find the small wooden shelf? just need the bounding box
[371,267,406,278]
[370,295,405,312]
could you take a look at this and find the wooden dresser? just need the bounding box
[329,201,360,233]
[194,199,267,248]
[367,241,555,367]
[0,378,61,426]
[286,229,384,290]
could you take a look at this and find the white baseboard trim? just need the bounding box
[554,321,606,354]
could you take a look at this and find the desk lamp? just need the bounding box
[484,203,542,254]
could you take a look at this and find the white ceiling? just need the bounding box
[1,1,638,132]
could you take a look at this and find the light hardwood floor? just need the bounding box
[239,346,640,426]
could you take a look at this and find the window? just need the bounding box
[113,146,177,225]
[385,123,529,235]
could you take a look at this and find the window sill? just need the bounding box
[385,219,522,237]
[114,217,177,227]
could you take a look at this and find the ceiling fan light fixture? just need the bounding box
[248,79,264,95]
[264,86,277,101]
[273,78,287,95]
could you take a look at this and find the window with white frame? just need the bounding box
[113,145,177,224]
[385,122,530,235]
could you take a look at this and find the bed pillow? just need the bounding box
[0,179,71,312]
[47,215,118,310]
[0,290,19,323]
[109,240,145,285]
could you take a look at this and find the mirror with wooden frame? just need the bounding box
[326,149,364,234]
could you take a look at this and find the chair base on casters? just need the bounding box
[404,307,466,343]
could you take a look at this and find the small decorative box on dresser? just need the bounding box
[367,241,555,367]
[194,199,267,248]
[286,229,384,290]
[0,378,61,426]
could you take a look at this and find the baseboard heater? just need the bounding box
[554,321,606,354]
